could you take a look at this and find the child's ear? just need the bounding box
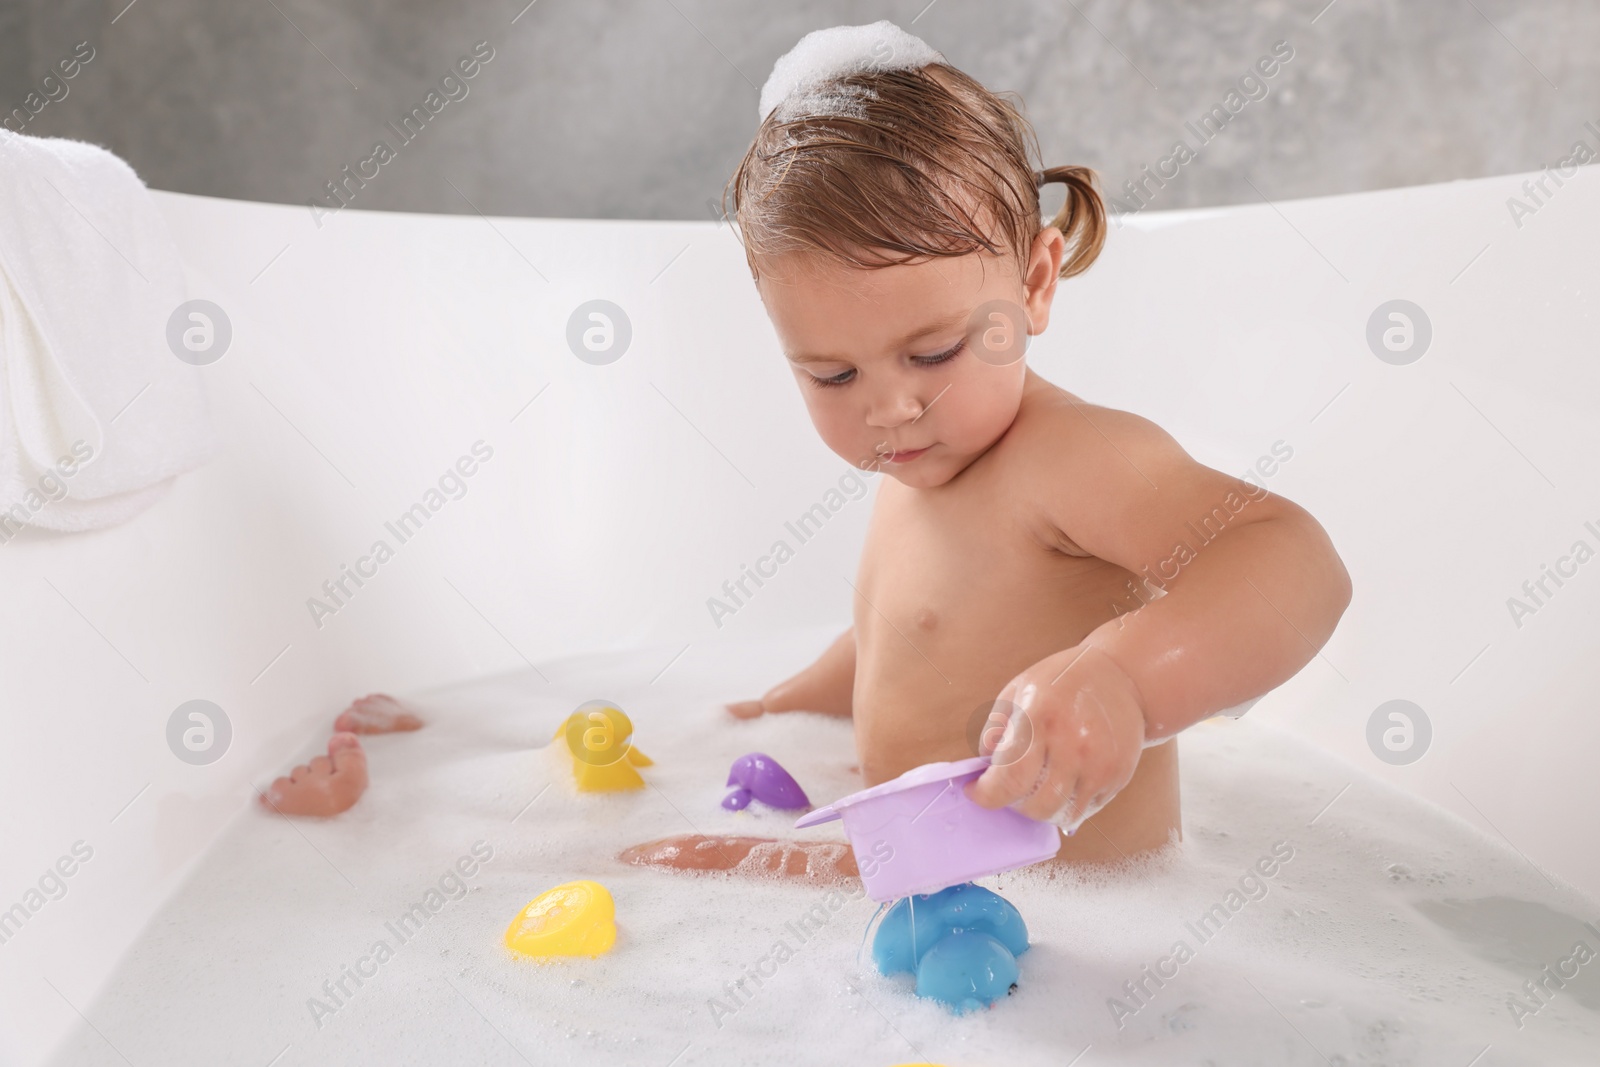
[1022,226,1066,334]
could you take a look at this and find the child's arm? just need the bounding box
[726,627,856,719]
[968,402,1351,826]
[1078,489,1350,743]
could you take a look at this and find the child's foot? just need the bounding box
[334,693,424,734]
[258,733,369,816]
[619,834,859,880]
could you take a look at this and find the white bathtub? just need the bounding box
[1,167,1597,1065]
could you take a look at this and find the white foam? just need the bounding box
[758,20,944,123]
[47,627,1600,1065]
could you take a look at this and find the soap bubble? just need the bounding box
[758,21,943,123]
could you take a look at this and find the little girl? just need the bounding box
[622,22,1350,875]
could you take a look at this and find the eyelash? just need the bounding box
[809,339,966,389]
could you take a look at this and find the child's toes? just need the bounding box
[258,779,289,807]
[336,694,424,733]
[330,738,368,778]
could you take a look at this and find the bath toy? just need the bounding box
[793,756,1057,901]
[258,732,368,817]
[335,692,424,734]
[504,880,617,959]
[913,930,1020,1014]
[618,834,856,878]
[722,752,810,811]
[552,700,653,792]
[871,882,1029,976]
[873,884,1028,1013]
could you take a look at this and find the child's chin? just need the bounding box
[880,461,950,488]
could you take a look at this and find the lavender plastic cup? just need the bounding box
[794,756,1059,902]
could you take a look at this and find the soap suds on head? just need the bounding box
[758,20,944,123]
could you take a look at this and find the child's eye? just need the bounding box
[804,340,961,389]
[810,368,856,388]
[913,339,965,367]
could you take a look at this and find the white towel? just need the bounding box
[0,131,215,534]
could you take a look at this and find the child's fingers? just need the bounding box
[1046,758,1129,831]
[1015,759,1082,823]
[973,684,1019,758]
[724,699,765,719]
[966,727,1046,810]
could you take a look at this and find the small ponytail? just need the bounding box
[1036,165,1107,280]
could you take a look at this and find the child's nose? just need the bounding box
[865,389,925,427]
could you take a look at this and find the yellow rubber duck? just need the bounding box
[504,880,617,959]
[552,700,653,792]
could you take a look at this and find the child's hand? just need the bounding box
[964,643,1146,833]
[723,691,851,719]
[725,631,857,721]
[725,698,769,720]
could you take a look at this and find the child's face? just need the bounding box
[757,229,1064,488]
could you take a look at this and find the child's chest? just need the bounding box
[854,475,1134,653]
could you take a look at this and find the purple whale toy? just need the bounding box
[722,752,810,812]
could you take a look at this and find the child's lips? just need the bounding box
[884,446,931,463]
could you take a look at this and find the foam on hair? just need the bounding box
[731,25,1108,283]
[757,20,944,123]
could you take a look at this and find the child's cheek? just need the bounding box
[805,401,860,463]
[963,375,1027,445]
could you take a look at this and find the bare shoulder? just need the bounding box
[1000,374,1186,489]
[996,373,1242,557]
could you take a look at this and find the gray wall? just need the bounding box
[3,0,1596,221]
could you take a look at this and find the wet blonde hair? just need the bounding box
[725,62,1106,283]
